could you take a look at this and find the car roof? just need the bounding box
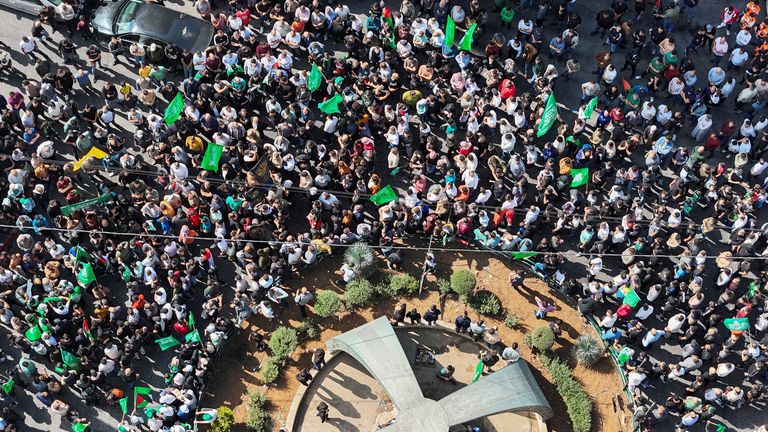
[130,2,212,50]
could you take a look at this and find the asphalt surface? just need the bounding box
[0,0,766,432]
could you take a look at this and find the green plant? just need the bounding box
[470,291,502,316]
[540,353,592,432]
[245,390,271,432]
[450,270,476,301]
[572,335,603,367]
[437,278,452,296]
[344,279,374,308]
[210,406,235,432]
[314,290,342,318]
[504,313,521,329]
[268,327,298,360]
[296,319,318,339]
[344,242,376,278]
[525,326,555,352]
[260,357,280,385]
[374,282,398,299]
[389,273,419,296]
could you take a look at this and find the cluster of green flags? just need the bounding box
[156,313,200,351]
[443,16,476,51]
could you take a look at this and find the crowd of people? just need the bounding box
[0,0,767,430]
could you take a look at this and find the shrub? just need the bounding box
[245,390,271,432]
[374,282,398,299]
[470,291,502,316]
[296,319,318,339]
[572,335,603,367]
[344,242,376,278]
[504,313,521,329]
[344,279,374,308]
[450,270,476,301]
[259,357,280,385]
[437,278,452,296]
[314,290,342,318]
[389,273,419,296]
[210,406,235,432]
[525,326,555,352]
[540,353,592,432]
[268,327,298,360]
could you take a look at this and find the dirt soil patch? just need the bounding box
[205,251,630,432]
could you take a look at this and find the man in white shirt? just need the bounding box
[501,343,521,364]
[19,37,38,61]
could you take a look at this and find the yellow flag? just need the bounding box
[73,147,109,171]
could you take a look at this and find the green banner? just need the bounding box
[164,92,184,125]
[512,251,539,260]
[583,97,598,119]
[370,185,398,206]
[61,193,113,216]
[119,397,128,414]
[570,167,589,188]
[201,143,224,172]
[185,329,201,343]
[471,360,484,383]
[536,92,558,138]
[622,289,641,308]
[723,317,750,331]
[61,348,80,368]
[156,336,181,351]
[459,23,477,51]
[77,263,97,286]
[307,64,322,93]
[445,15,455,47]
[318,94,343,114]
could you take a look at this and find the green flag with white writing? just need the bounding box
[61,348,80,368]
[536,92,557,137]
[570,167,589,188]
[156,335,181,351]
[307,64,322,93]
[723,317,750,331]
[201,143,224,172]
[163,92,184,125]
[77,263,96,286]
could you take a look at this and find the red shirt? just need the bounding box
[236,8,251,26]
[499,79,516,99]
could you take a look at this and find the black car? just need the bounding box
[91,0,214,53]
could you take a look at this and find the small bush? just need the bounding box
[389,274,419,296]
[344,279,374,308]
[525,326,555,352]
[314,290,342,318]
[572,335,603,367]
[470,291,502,316]
[375,282,398,299]
[541,353,592,432]
[259,357,280,385]
[245,390,271,432]
[210,406,234,432]
[296,319,318,339]
[268,327,298,360]
[504,313,521,329]
[450,270,476,301]
[437,278,452,296]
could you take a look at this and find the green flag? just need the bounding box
[60,348,80,368]
[60,193,113,216]
[188,312,196,329]
[201,143,224,172]
[370,184,398,206]
[512,251,539,260]
[390,166,400,176]
[134,386,152,409]
[748,282,758,298]
[226,65,244,76]
[471,360,484,383]
[77,263,97,286]
[1,378,13,395]
[42,296,65,303]
[135,386,152,395]
[119,397,129,414]
[185,329,201,343]
[723,317,750,331]
[536,92,558,138]
[617,347,632,365]
[121,265,132,282]
[623,290,641,308]
[318,94,343,114]
[75,247,91,264]
[444,15,455,47]
[570,167,589,188]
[307,64,322,93]
[71,423,88,432]
[459,23,477,51]
[156,335,181,351]
[715,424,727,432]
[163,92,184,125]
[583,96,598,119]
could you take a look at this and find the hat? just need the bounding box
[33,184,45,195]
[716,252,733,269]
[701,217,716,234]
[666,232,681,248]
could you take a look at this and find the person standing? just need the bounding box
[19,37,39,62]
[423,305,441,326]
[316,402,329,423]
[311,348,326,371]
[294,287,314,318]
[296,368,313,386]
